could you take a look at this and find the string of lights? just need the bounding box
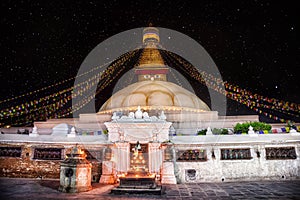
[164,51,299,122]
[1,48,299,126]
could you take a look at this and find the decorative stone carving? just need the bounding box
[112,112,120,121]
[135,106,143,119]
[102,107,173,184]
[67,127,76,137]
[29,126,38,137]
[108,131,120,142]
[32,126,37,133]
[169,126,176,136]
[152,131,158,142]
[119,130,125,141]
[111,107,168,122]
[105,107,172,143]
[128,112,135,119]
[206,127,212,135]
[143,112,150,119]
[159,111,167,120]
[248,125,258,137]
[265,147,297,160]
[150,116,158,121]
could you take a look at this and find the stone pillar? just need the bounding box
[161,162,177,184]
[99,161,115,184]
[148,142,162,173]
[100,147,115,184]
[114,142,130,173]
[161,143,176,184]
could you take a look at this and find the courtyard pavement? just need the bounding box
[0,177,299,200]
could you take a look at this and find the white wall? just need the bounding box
[174,143,300,183]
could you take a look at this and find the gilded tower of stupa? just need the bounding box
[135,26,169,82]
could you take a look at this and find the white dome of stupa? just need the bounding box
[99,80,210,113]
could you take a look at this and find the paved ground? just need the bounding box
[0,178,300,200]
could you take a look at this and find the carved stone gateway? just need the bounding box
[101,108,176,193]
[104,110,171,143]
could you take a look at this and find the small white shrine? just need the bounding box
[100,106,176,184]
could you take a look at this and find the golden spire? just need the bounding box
[142,26,160,43]
[135,26,169,82]
[140,25,164,66]
[138,47,165,66]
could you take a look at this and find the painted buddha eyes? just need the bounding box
[143,75,160,79]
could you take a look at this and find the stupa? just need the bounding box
[0,26,299,187]
[99,26,211,115]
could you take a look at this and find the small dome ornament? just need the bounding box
[159,111,167,120]
[135,106,143,119]
[206,127,212,135]
[248,125,254,134]
[248,125,258,137]
[143,111,150,119]
[112,112,120,121]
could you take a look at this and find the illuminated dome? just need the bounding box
[98,26,211,114]
[99,80,210,113]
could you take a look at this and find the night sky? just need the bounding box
[0,0,299,123]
